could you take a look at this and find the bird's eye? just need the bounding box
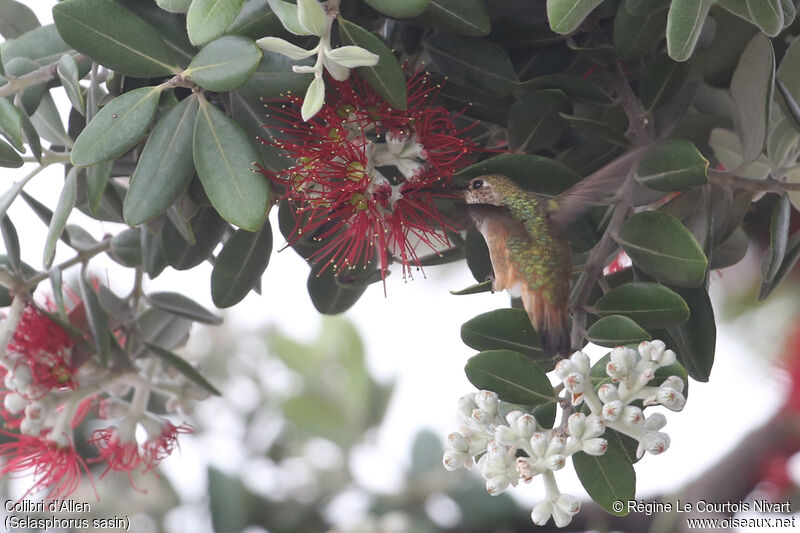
[471,180,484,190]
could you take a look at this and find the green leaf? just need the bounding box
[57,54,84,116]
[161,207,226,270]
[266,0,309,35]
[187,0,245,46]
[53,0,180,77]
[124,95,199,226]
[559,113,630,147]
[71,86,161,167]
[30,93,71,147]
[615,211,708,287]
[730,34,774,164]
[507,89,570,152]
[415,0,491,36]
[228,0,283,39]
[1,24,71,68]
[709,128,772,179]
[141,227,167,278]
[20,109,41,163]
[236,51,314,99]
[625,0,669,16]
[635,139,708,191]
[185,36,261,92]
[156,0,191,12]
[587,315,651,347]
[461,308,546,360]
[145,342,221,396]
[194,99,270,230]
[43,169,77,269]
[78,274,110,365]
[450,279,493,295]
[109,228,142,267]
[590,282,689,328]
[613,4,667,61]
[517,74,612,106]
[133,307,192,357]
[0,166,38,220]
[2,57,45,116]
[0,98,24,151]
[0,216,20,272]
[573,437,636,516]
[639,53,692,110]
[364,0,428,18]
[760,231,800,299]
[761,193,791,283]
[746,0,783,36]
[666,0,713,61]
[464,350,556,405]
[0,0,39,39]
[423,34,517,98]
[85,160,113,215]
[655,286,715,381]
[456,153,582,194]
[211,223,272,308]
[337,18,407,110]
[307,264,368,314]
[465,228,492,282]
[148,292,223,325]
[0,138,22,168]
[547,0,604,34]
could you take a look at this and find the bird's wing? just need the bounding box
[468,205,526,295]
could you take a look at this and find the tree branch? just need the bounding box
[0,54,87,99]
[708,169,800,192]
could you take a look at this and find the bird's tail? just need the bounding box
[522,290,571,358]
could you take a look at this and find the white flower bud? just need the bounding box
[486,477,511,495]
[505,410,523,427]
[567,412,586,439]
[602,400,623,421]
[661,375,685,392]
[638,341,652,361]
[622,406,644,426]
[547,436,566,456]
[494,425,518,446]
[297,0,328,36]
[325,46,380,69]
[24,401,45,421]
[611,346,636,369]
[584,415,606,439]
[657,387,686,411]
[554,359,575,379]
[516,457,537,482]
[555,494,581,517]
[605,361,627,381]
[648,340,666,361]
[256,37,316,60]
[476,390,499,414]
[530,432,549,457]
[597,383,619,403]
[531,501,553,526]
[458,393,477,417]
[641,431,670,455]
[644,412,667,430]
[4,392,26,414]
[660,349,677,367]
[19,417,42,436]
[582,438,608,456]
[447,432,469,453]
[564,372,585,394]
[515,413,537,438]
[471,408,494,427]
[11,364,32,390]
[547,454,566,471]
[570,351,591,375]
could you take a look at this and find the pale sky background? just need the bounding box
[1,4,799,532]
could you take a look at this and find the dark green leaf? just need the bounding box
[124,95,199,225]
[71,86,161,167]
[666,0,713,61]
[656,285,715,381]
[762,193,791,282]
[615,211,708,287]
[307,263,368,314]
[148,292,223,325]
[457,153,583,194]
[547,0,604,33]
[30,92,71,147]
[464,350,556,405]
[57,54,84,116]
[97,284,135,324]
[0,167,38,220]
[450,279,493,295]
[461,308,547,360]
[507,89,570,152]
[746,0,784,36]
[0,138,22,168]
[560,113,630,147]
[0,0,39,39]
[364,0,428,18]
[0,98,24,151]
[229,92,287,172]
[156,0,191,12]
[1,25,71,68]
[586,315,652,347]
[187,0,245,46]
[423,34,518,98]
[0,216,20,272]
[78,273,110,365]
[53,0,180,77]
[414,0,491,36]
[590,282,689,328]
[85,160,112,214]
[109,228,142,267]
[162,207,226,270]
[517,74,612,106]
[573,437,636,516]
[760,231,800,300]
[193,98,271,231]
[20,109,42,163]
[625,0,670,16]
[211,223,272,308]
[639,53,692,110]
[145,342,221,396]
[338,18,407,110]
[141,227,168,278]
[730,34,774,163]
[133,307,192,357]
[635,139,708,191]
[43,169,77,269]
[3,57,45,115]
[236,51,313,98]
[228,0,283,39]
[186,36,261,92]
[613,4,667,61]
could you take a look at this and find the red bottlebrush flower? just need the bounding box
[89,426,144,479]
[260,72,478,279]
[142,421,193,471]
[7,305,78,394]
[0,431,93,500]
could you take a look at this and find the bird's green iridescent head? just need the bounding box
[463,175,524,206]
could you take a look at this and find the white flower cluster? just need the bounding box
[257,0,379,120]
[443,340,687,528]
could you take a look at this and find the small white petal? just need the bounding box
[325,45,380,68]
[297,0,328,36]
[322,52,351,81]
[267,0,312,35]
[292,65,317,74]
[256,37,316,60]
[531,501,553,526]
[582,438,608,456]
[301,77,325,121]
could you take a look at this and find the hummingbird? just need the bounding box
[462,149,645,357]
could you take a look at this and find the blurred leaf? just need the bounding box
[413,0,490,36]
[194,98,270,231]
[133,307,192,358]
[616,211,708,288]
[587,315,651,346]
[187,0,245,46]
[338,18,407,110]
[745,0,783,36]
[0,0,39,39]
[162,207,226,270]
[640,53,692,110]
[78,274,110,365]
[461,308,547,360]
[124,95,199,226]
[635,139,708,191]
[211,223,273,308]
[97,284,135,324]
[0,216,20,272]
[237,52,313,98]
[85,160,112,214]
[517,74,611,105]
[365,0,428,17]
[655,285,715,381]
[146,342,221,395]
[465,350,556,405]
[450,279,493,295]
[53,0,180,77]
[109,228,142,267]
[0,138,22,168]
[507,90,570,153]
[666,0,712,61]
[590,282,690,328]
[613,3,667,60]
[57,54,84,116]
[465,228,492,282]
[1,24,71,68]
[573,438,636,516]
[148,292,223,325]
[423,34,517,98]
[625,0,669,16]
[560,113,630,147]
[547,0,604,33]
[30,92,72,147]
[186,36,261,92]
[141,227,168,278]
[709,225,748,269]
[709,128,771,179]
[3,57,45,115]
[307,263,369,314]
[0,98,24,151]
[761,193,791,282]
[43,169,77,269]
[760,231,800,300]
[71,86,161,167]
[228,0,283,39]
[730,34,774,164]
[19,109,42,163]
